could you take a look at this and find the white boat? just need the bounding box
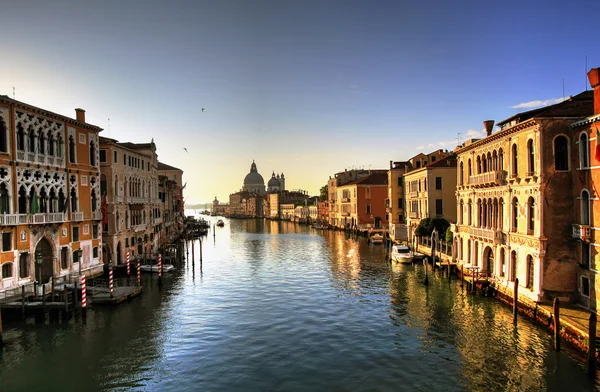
[216,219,225,227]
[140,264,175,273]
[390,244,414,263]
[370,233,384,244]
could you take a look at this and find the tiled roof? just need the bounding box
[158,161,182,171]
[345,172,388,186]
[424,155,457,168]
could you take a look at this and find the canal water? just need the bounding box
[0,215,598,391]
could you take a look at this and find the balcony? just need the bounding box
[341,197,351,203]
[468,170,506,188]
[341,211,350,216]
[408,192,418,199]
[129,197,146,204]
[467,226,498,242]
[0,213,66,225]
[408,211,420,219]
[573,224,591,241]
[16,150,65,167]
[92,211,103,220]
[115,195,123,203]
[132,224,146,232]
[71,212,84,221]
[154,217,163,225]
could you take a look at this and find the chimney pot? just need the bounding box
[483,120,495,136]
[75,108,86,123]
[588,68,600,115]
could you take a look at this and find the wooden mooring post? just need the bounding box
[513,278,519,325]
[21,285,26,318]
[0,308,3,346]
[553,298,561,351]
[589,313,597,375]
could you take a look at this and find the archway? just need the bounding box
[34,237,54,284]
[102,242,111,266]
[483,246,494,276]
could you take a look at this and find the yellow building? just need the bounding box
[387,161,409,242]
[0,97,103,294]
[404,155,457,241]
[455,91,593,303]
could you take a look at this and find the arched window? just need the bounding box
[100,174,107,196]
[90,140,96,166]
[499,148,504,171]
[487,153,492,173]
[512,144,518,176]
[0,114,7,153]
[510,251,517,281]
[526,255,534,289]
[482,155,487,173]
[91,190,97,212]
[28,127,35,153]
[69,135,76,164]
[527,197,535,234]
[527,139,535,174]
[2,262,13,278]
[70,188,78,212]
[0,183,9,214]
[16,124,25,151]
[114,175,119,196]
[116,211,120,231]
[512,197,518,232]
[459,162,464,185]
[459,201,464,224]
[58,189,65,213]
[19,253,29,279]
[49,188,57,213]
[499,248,505,277]
[467,239,471,264]
[554,135,569,170]
[492,150,498,170]
[499,199,504,230]
[581,190,590,225]
[474,242,479,267]
[366,203,371,214]
[48,133,55,156]
[39,187,48,213]
[477,156,482,174]
[57,135,63,157]
[468,159,472,178]
[38,131,45,155]
[580,132,590,169]
[468,199,472,225]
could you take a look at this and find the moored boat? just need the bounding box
[390,244,414,263]
[140,263,176,273]
[370,233,384,244]
[216,219,225,227]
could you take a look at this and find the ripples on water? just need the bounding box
[0,215,598,391]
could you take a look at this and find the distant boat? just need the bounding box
[370,233,384,245]
[140,264,175,273]
[216,219,225,227]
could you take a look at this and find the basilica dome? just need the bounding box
[267,172,280,188]
[242,160,266,194]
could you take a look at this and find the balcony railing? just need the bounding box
[115,195,123,203]
[467,226,503,243]
[71,211,84,221]
[129,197,146,204]
[341,211,350,216]
[92,211,103,220]
[16,149,65,167]
[573,224,591,241]
[341,197,351,203]
[132,224,146,232]
[408,211,419,219]
[154,217,163,225]
[0,213,66,225]
[468,170,506,188]
[408,191,418,199]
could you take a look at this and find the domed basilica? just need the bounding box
[242,160,285,195]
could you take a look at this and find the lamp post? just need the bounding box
[35,251,43,296]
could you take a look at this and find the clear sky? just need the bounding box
[1,0,598,204]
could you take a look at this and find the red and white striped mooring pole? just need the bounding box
[158,253,163,286]
[127,251,131,276]
[137,258,141,287]
[109,261,114,298]
[81,275,87,311]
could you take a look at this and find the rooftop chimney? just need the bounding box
[483,120,495,136]
[390,160,393,170]
[75,108,86,123]
[588,68,600,115]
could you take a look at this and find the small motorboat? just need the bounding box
[390,244,414,263]
[140,263,175,273]
[370,233,384,245]
[216,219,225,227]
[312,224,328,230]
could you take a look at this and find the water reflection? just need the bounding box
[0,215,598,391]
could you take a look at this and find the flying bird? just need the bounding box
[183,148,188,153]
[202,108,205,112]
